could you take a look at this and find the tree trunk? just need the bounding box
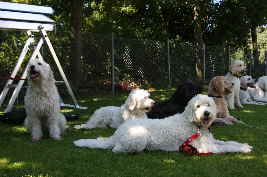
[193,6,204,82]
[251,25,259,75]
[70,0,83,89]
[244,45,252,75]
[224,43,230,73]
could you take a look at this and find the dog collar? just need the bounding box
[179,128,213,156]
[240,87,247,91]
[230,72,241,78]
[208,95,223,98]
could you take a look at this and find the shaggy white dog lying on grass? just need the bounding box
[24,59,67,141]
[74,94,252,154]
[74,88,155,129]
[253,76,267,102]
[240,75,266,105]
[240,75,267,104]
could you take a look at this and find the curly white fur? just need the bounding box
[24,59,67,141]
[74,94,252,154]
[225,60,246,109]
[252,76,267,102]
[74,89,155,129]
[240,75,267,105]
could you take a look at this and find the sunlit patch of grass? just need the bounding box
[61,109,73,113]
[22,175,52,177]
[163,159,176,164]
[79,100,87,103]
[153,94,170,101]
[92,98,101,102]
[7,161,26,169]
[237,155,256,160]
[11,126,27,133]
[0,158,9,166]
[242,109,256,113]
[262,154,267,164]
[0,158,25,169]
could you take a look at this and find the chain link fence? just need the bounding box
[1,31,267,95]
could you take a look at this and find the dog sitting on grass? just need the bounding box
[24,59,67,141]
[225,60,246,109]
[208,76,243,125]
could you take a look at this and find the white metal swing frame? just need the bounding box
[0,2,85,113]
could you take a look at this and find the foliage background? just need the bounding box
[1,0,267,92]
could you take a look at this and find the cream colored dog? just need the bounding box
[74,94,252,154]
[24,59,67,141]
[74,89,155,129]
[225,60,246,109]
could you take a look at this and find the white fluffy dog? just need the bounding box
[254,76,267,101]
[225,60,246,109]
[245,75,267,103]
[74,88,155,129]
[240,75,257,104]
[74,94,252,154]
[24,59,67,141]
[239,75,266,105]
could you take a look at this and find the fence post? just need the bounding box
[167,39,171,87]
[203,43,206,81]
[112,32,115,96]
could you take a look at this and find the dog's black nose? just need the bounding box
[231,83,234,86]
[30,65,35,70]
[204,111,210,117]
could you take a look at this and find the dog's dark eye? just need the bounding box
[239,64,242,66]
[196,105,200,108]
[38,62,42,65]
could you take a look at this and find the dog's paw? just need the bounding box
[217,112,226,118]
[74,125,82,129]
[74,124,87,129]
[52,136,62,141]
[236,104,243,109]
[32,137,41,142]
[228,105,235,110]
[241,144,252,153]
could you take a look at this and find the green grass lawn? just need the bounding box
[0,89,267,177]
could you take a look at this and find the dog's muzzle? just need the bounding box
[144,100,155,112]
[224,87,232,94]
[247,83,256,88]
[29,65,40,80]
[201,111,213,126]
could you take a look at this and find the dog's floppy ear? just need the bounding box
[229,60,234,71]
[215,77,224,95]
[48,69,55,81]
[208,76,224,96]
[183,95,198,122]
[125,92,137,111]
[208,77,218,95]
[240,77,247,89]
[208,77,216,94]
